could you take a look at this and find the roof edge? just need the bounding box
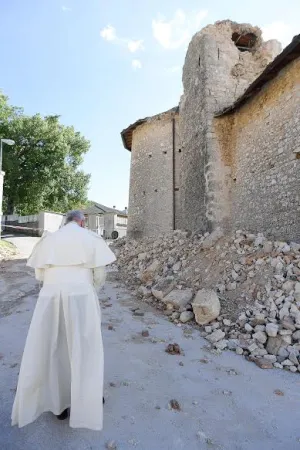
[121,106,179,151]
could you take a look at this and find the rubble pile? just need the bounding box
[113,230,300,372]
[0,240,17,261]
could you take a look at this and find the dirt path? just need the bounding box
[0,238,300,449]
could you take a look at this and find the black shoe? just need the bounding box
[56,408,69,420]
[103,397,105,405]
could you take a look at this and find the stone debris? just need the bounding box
[163,288,193,309]
[133,310,144,317]
[252,358,274,370]
[165,343,181,355]
[274,389,284,396]
[199,358,209,364]
[0,241,17,261]
[179,311,194,323]
[106,441,117,450]
[112,229,300,373]
[168,399,181,411]
[206,329,225,344]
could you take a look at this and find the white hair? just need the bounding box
[65,210,85,224]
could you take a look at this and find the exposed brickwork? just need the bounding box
[217,58,300,241]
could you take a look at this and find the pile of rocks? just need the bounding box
[113,230,300,371]
[0,240,17,261]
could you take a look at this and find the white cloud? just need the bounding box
[127,39,144,53]
[100,25,144,55]
[100,25,117,42]
[132,59,142,70]
[152,8,208,49]
[61,5,72,12]
[262,21,296,48]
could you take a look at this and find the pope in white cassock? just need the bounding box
[11,210,116,430]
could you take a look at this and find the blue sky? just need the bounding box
[0,1,299,210]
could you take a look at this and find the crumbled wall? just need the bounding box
[127,112,180,238]
[179,20,281,233]
[216,57,300,241]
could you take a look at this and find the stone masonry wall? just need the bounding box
[217,58,300,241]
[179,21,281,233]
[127,112,180,238]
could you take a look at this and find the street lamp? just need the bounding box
[0,138,15,172]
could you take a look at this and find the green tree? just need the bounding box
[0,94,90,215]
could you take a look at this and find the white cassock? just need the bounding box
[11,222,116,430]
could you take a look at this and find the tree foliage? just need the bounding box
[0,93,90,215]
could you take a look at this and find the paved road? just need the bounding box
[1,237,300,449]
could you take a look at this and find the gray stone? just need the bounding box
[293,330,300,341]
[138,286,152,298]
[253,331,267,345]
[206,329,225,344]
[277,347,289,358]
[248,343,258,353]
[282,359,293,366]
[288,351,299,366]
[223,319,231,326]
[214,339,228,350]
[227,282,237,291]
[266,336,285,355]
[138,253,147,260]
[152,278,176,300]
[202,227,224,249]
[192,289,220,325]
[282,280,295,293]
[171,312,180,320]
[274,362,283,369]
[266,323,279,337]
[163,289,194,309]
[281,317,296,331]
[139,260,160,284]
[172,261,182,272]
[180,311,194,323]
[295,282,300,301]
[263,355,277,363]
[263,241,273,253]
[106,441,117,450]
[279,329,293,336]
[227,339,239,350]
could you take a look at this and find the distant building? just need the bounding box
[2,211,64,236]
[82,202,128,239]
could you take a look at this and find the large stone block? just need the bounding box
[152,278,176,300]
[163,289,194,309]
[192,289,220,325]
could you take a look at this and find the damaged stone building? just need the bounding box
[121,21,300,241]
